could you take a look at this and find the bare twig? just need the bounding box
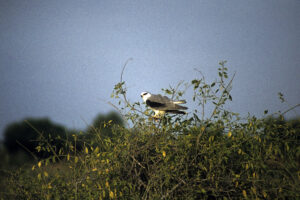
[161,178,186,199]
[120,58,133,109]
[130,155,146,169]
[281,104,300,116]
[118,58,151,116]
[120,58,133,84]
[193,68,205,80]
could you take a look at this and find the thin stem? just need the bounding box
[119,58,151,116]
[281,104,300,116]
[196,72,236,147]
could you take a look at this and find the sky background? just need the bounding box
[0,0,299,139]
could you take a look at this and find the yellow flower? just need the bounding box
[238,149,242,154]
[251,187,256,194]
[94,146,99,154]
[249,122,252,128]
[109,191,114,199]
[227,131,232,137]
[162,151,166,157]
[242,190,247,198]
[263,191,267,198]
[38,161,42,168]
[201,126,205,132]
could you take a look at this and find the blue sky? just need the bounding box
[0,0,299,138]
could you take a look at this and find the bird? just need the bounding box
[140,92,188,118]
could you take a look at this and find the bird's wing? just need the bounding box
[146,94,169,109]
[147,94,188,111]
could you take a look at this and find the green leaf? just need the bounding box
[193,113,200,122]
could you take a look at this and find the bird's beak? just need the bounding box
[140,95,143,97]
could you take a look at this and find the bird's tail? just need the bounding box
[175,104,188,110]
[173,100,186,104]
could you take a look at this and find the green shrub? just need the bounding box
[1,61,299,199]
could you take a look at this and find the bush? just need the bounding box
[1,61,299,199]
[3,118,68,160]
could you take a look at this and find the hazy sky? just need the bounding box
[0,0,299,138]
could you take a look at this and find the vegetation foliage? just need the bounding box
[0,61,299,199]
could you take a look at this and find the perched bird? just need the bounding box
[140,92,188,118]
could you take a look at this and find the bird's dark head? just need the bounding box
[140,92,148,97]
[140,92,151,102]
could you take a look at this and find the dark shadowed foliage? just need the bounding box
[86,111,124,138]
[3,118,67,159]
